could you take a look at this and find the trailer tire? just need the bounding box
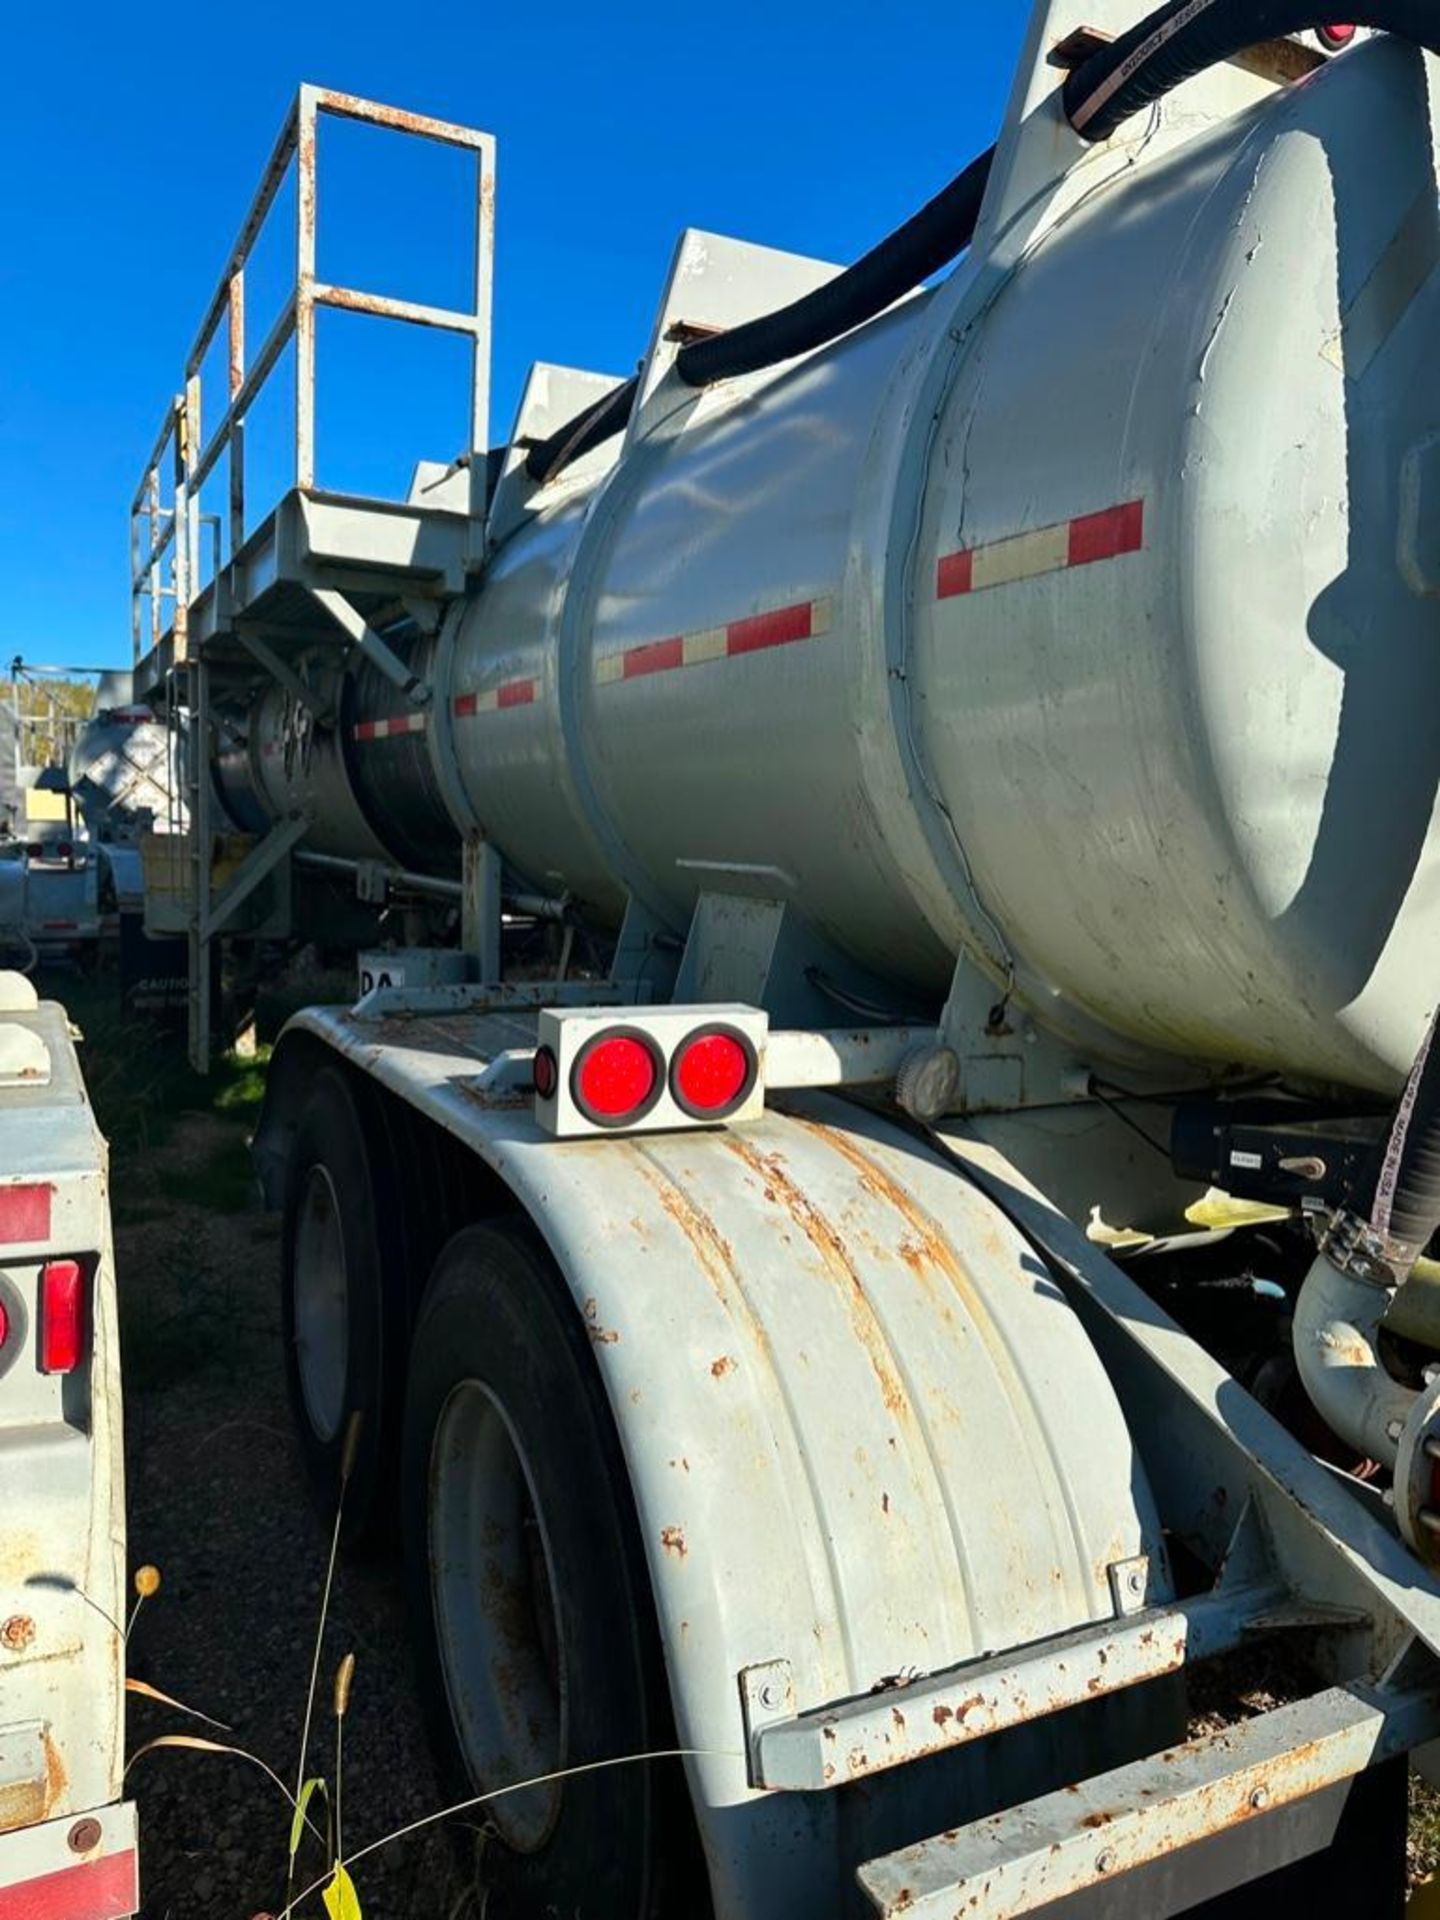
[402,1219,704,1920]
[281,1065,403,1546]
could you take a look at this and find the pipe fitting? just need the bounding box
[1392,1376,1440,1563]
[1292,1251,1417,1468]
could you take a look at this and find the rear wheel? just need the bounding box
[402,1220,705,1918]
[281,1065,404,1543]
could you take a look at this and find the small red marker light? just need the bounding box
[0,1299,9,1352]
[572,1031,663,1127]
[532,1045,558,1100]
[1318,24,1356,48]
[41,1260,84,1375]
[671,1027,757,1120]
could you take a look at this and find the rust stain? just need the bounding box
[932,1704,954,1728]
[660,1525,688,1559]
[0,1730,65,1835]
[582,1297,619,1345]
[710,1355,736,1379]
[632,1156,781,1377]
[314,87,485,148]
[724,1134,909,1419]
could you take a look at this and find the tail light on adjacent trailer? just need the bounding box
[533,1006,768,1138]
[1317,23,1357,47]
[40,1259,85,1374]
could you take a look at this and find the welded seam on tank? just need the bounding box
[626,1141,863,1686]
[787,1112,1106,1617]
[720,1127,983,1663]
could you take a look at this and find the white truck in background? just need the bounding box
[0,973,134,1916]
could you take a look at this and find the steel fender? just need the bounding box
[276,1012,1169,1918]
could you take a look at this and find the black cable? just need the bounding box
[804,965,936,1027]
[524,375,642,485]
[1090,1071,1283,1107]
[1090,1083,1175,1160]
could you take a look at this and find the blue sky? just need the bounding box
[1,3,1025,671]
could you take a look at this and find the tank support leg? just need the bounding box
[462,834,502,982]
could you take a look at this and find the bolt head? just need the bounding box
[1388,1419,1405,1443]
[68,1818,102,1854]
[759,1682,782,1711]
[1096,1850,1116,1874]
[0,1615,35,1653]
[1126,1570,1144,1595]
[1250,1787,1270,1812]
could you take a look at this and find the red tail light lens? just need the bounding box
[41,1260,84,1374]
[1318,23,1356,47]
[671,1027,758,1120]
[532,1045,558,1100]
[572,1031,663,1127]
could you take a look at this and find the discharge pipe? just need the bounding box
[1294,1010,1440,1469]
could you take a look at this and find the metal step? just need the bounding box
[856,1681,1439,1919]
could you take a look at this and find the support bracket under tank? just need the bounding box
[308,584,431,706]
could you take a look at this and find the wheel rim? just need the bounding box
[429,1380,566,1852]
[292,1164,349,1444]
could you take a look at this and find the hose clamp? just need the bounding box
[1320,1209,1407,1291]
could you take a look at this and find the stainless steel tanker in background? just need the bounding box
[214,19,1440,1096]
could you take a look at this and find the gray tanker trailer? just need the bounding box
[133,4,1440,1914]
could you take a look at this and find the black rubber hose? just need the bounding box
[524,374,642,484]
[525,143,996,485]
[674,144,996,387]
[1337,1012,1440,1275]
[1065,3,1440,143]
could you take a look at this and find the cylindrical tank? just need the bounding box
[224,37,1440,1092]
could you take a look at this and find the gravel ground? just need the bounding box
[111,1097,474,1919]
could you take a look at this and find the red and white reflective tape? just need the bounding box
[937,500,1144,600]
[453,677,537,718]
[352,712,430,744]
[595,596,834,687]
[0,1849,137,1919]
